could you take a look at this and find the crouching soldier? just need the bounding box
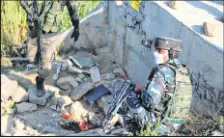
[114,37,190,135]
[19,0,79,97]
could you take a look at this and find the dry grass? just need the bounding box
[173,113,219,136]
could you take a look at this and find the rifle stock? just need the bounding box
[103,80,136,133]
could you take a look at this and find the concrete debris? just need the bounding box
[90,66,101,83]
[1,74,19,102]
[110,128,130,135]
[69,55,94,69]
[61,59,73,71]
[78,74,85,79]
[5,108,15,116]
[49,105,57,111]
[113,68,125,76]
[71,81,94,101]
[28,87,51,106]
[1,115,14,133]
[57,95,72,108]
[13,87,28,103]
[16,102,38,113]
[168,1,181,10]
[75,77,82,82]
[52,61,63,81]
[203,21,222,37]
[211,130,224,136]
[57,76,78,88]
[68,101,89,121]
[14,119,25,130]
[105,73,115,80]
[96,94,112,113]
[88,112,105,126]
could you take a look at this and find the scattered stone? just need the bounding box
[78,74,85,79]
[212,130,224,136]
[96,94,111,113]
[57,95,72,108]
[75,77,82,82]
[5,108,15,115]
[37,123,43,129]
[49,105,57,111]
[110,128,129,135]
[113,68,125,76]
[203,21,223,37]
[1,74,18,102]
[168,1,181,10]
[13,87,28,103]
[14,119,25,130]
[57,106,61,112]
[45,85,60,95]
[1,132,13,136]
[16,102,38,113]
[90,67,101,83]
[51,113,58,118]
[69,55,94,69]
[61,59,73,71]
[105,73,115,80]
[1,115,13,133]
[95,47,113,55]
[83,77,88,82]
[13,131,29,136]
[28,87,51,106]
[71,81,94,101]
[68,101,89,121]
[57,76,78,88]
[88,112,105,126]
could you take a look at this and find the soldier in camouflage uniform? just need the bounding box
[118,37,189,135]
[19,0,79,97]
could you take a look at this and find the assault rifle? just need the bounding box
[102,80,136,133]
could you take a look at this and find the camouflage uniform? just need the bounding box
[119,37,191,135]
[20,0,79,97]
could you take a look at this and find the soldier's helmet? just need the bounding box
[154,37,182,52]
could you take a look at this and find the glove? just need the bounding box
[71,19,79,42]
[71,28,79,42]
[135,84,144,93]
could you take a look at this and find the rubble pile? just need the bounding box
[1,51,130,136]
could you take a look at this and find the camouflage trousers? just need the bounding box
[27,36,60,78]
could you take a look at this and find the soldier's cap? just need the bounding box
[154,37,182,52]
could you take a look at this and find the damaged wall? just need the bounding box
[59,1,223,117]
[106,1,224,117]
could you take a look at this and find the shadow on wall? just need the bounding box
[191,25,204,35]
[185,1,223,21]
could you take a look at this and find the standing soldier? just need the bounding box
[19,0,79,97]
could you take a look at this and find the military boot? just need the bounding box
[36,76,46,97]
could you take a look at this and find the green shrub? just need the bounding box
[1,1,102,57]
[136,120,161,136]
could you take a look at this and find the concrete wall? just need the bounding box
[106,1,224,117]
[60,1,223,117]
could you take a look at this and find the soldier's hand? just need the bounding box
[135,84,144,93]
[71,28,79,42]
